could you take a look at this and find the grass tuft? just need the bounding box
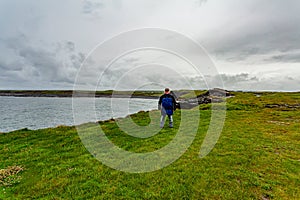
[0,166,24,186]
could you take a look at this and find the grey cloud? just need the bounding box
[18,47,64,82]
[70,52,85,67]
[0,60,23,71]
[82,0,104,15]
[195,0,207,7]
[0,37,25,72]
[1,35,85,88]
[94,63,202,90]
[81,0,127,18]
[221,73,258,83]
[217,73,300,91]
[267,52,300,63]
[65,41,75,52]
[1,0,300,91]
[220,73,260,91]
[205,1,300,63]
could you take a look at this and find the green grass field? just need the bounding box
[0,92,299,199]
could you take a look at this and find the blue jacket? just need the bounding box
[158,93,176,111]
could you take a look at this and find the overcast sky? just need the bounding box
[1,0,300,91]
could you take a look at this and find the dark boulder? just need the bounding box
[176,88,232,109]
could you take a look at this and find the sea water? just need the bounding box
[0,96,158,133]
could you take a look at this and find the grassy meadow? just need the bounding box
[0,92,299,199]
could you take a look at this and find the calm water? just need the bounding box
[0,97,158,133]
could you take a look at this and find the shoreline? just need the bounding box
[0,90,160,99]
[0,94,159,99]
[0,109,156,134]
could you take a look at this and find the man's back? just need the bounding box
[159,93,176,111]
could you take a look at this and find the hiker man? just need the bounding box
[158,88,176,128]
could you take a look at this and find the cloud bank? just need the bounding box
[0,0,299,91]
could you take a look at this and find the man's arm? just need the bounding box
[158,95,163,105]
[172,95,176,111]
[158,95,163,110]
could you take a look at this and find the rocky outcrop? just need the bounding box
[176,88,233,109]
